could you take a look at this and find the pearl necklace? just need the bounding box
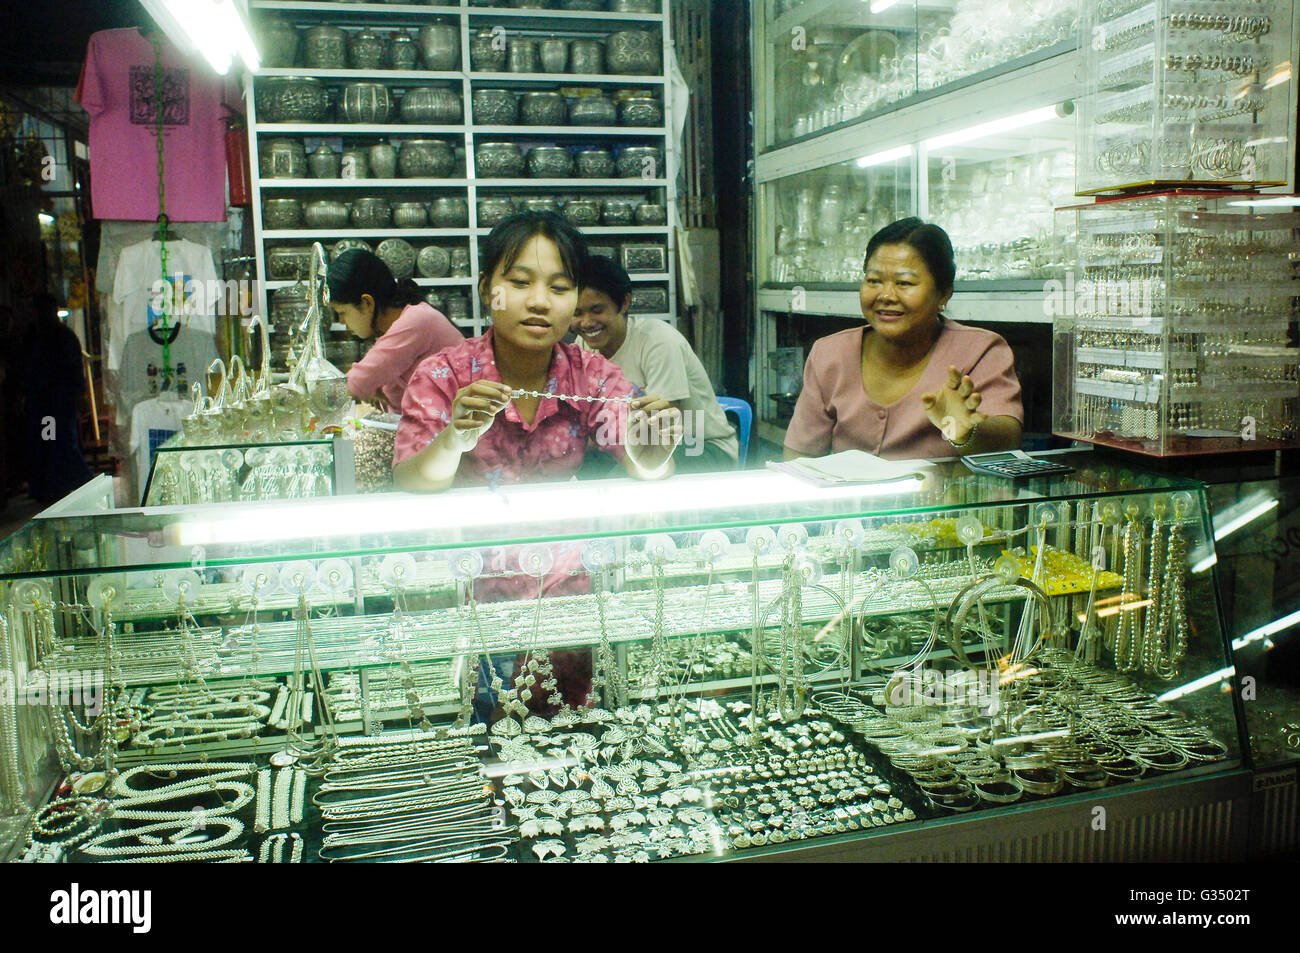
[0,615,24,811]
[109,781,255,822]
[254,769,272,833]
[259,832,303,863]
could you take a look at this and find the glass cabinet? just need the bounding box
[760,0,1077,152]
[0,455,1249,862]
[142,435,356,506]
[764,150,913,286]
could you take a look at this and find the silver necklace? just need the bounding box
[508,388,636,404]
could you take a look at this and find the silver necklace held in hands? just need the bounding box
[507,388,636,404]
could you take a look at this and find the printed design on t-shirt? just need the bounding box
[146,361,190,397]
[146,273,197,330]
[147,426,178,463]
[129,65,191,125]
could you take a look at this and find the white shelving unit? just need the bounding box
[247,0,677,342]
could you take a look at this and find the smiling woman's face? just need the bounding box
[859,243,950,345]
[481,234,577,354]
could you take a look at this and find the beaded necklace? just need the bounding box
[506,388,636,404]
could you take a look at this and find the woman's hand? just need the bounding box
[624,395,682,477]
[920,366,986,446]
[448,380,512,449]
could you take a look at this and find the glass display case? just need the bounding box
[925,115,1076,282]
[1053,192,1300,456]
[759,0,1077,151]
[0,454,1251,862]
[142,435,356,506]
[764,150,913,285]
[1077,0,1296,195]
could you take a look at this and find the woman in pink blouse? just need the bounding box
[785,218,1023,461]
[327,249,464,410]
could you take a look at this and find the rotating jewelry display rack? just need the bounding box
[1054,192,1300,456]
[0,455,1250,862]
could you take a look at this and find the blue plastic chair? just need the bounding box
[716,396,753,469]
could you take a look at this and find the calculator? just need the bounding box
[960,450,1075,480]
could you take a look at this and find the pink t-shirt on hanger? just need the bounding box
[76,29,231,222]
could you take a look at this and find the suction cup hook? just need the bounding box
[449,550,484,581]
[162,569,203,605]
[697,530,730,563]
[580,540,616,575]
[317,557,353,593]
[889,546,919,579]
[86,575,125,611]
[955,515,984,546]
[776,523,808,554]
[13,579,51,608]
[517,545,555,576]
[643,535,678,565]
[1034,503,1059,527]
[378,553,418,587]
[278,560,318,596]
[792,555,823,586]
[745,526,775,555]
[994,554,1021,584]
[832,519,865,551]
[240,566,279,597]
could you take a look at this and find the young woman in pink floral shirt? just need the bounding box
[394,211,680,491]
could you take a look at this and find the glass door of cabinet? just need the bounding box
[762,148,915,287]
[758,0,919,151]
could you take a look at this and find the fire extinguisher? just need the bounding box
[224,109,251,207]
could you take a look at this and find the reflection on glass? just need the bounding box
[766,154,912,285]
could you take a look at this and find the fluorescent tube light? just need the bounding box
[174,471,926,548]
[1214,497,1278,541]
[857,144,911,168]
[1226,196,1300,207]
[870,0,902,12]
[140,0,260,75]
[924,105,1061,150]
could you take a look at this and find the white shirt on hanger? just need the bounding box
[129,395,190,497]
[110,239,218,370]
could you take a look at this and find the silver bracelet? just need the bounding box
[290,769,307,825]
[947,421,979,449]
[254,769,271,833]
[271,767,292,831]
